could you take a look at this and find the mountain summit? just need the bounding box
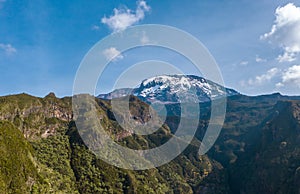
[98,75,238,103]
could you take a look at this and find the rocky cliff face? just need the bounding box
[0,93,72,139]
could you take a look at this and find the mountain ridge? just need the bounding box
[98,74,239,103]
[1,91,300,193]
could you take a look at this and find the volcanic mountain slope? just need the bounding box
[0,121,39,193]
[0,93,223,193]
[227,100,300,194]
[1,91,300,193]
[98,75,238,103]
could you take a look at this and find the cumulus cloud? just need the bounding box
[277,65,300,87]
[248,68,280,85]
[243,65,300,89]
[101,0,150,32]
[261,3,300,62]
[0,43,17,55]
[103,47,124,61]
[277,52,297,62]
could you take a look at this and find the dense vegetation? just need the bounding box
[0,121,38,193]
[0,92,300,193]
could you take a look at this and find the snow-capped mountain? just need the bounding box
[97,88,133,100]
[97,75,238,103]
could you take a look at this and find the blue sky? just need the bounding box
[1,0,300,97]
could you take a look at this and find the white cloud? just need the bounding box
[255,55,267,63]
[91,25,100,31]
[244,65,300,90]
[140,31,150,44]
[0,43,17,55]
[240,61,249,66]
[102,47,124,61]
[275,82,284,88]
[248,68,280,85]
[277,65,300,87]
[277,52,297,62]
[101,0,150,32]
[261,3,300,62]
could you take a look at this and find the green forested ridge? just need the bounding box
[0,94,216,193]
[0,121,38,194]
[0,93,300,193]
